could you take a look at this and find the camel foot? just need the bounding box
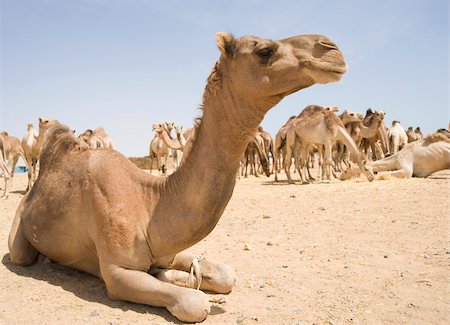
[167,288,210,323]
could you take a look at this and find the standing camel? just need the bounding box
[0,132,26,196]
[21,118,54,191]
[289,105,373,182]
[388,120,408,154]
[149,123,182,174]
[8,32,347,322]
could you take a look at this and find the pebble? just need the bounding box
[89,310,99,317]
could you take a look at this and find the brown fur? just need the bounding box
[9,32,347,323]
[424,132,450,144]
[298,105,343,132]
[39,123,87,173]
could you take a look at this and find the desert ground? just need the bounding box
[0,169,449,325]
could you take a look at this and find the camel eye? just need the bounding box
[257,48,273,58]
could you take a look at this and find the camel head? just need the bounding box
[174,125,183,135]
[38,117,55,130]
[26,123,34,130]
[341,109,361,124]
[324,106,339,113]
[152,123,166,135]
[372,110,385,122]
[165,121,175,133]
[214,32,346,111]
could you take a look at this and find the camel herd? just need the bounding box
[146,106,449,185]
[1,32,450,323]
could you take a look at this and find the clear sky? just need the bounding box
[1,0,448,157]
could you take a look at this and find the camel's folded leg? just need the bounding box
[100,263,210,323]
[8,207,39,265]
[375,169,413,179]
[153,252,236,294]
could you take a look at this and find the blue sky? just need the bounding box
[1,0,448,157]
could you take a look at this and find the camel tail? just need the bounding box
[39,122,87,173]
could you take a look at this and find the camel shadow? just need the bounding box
[1,253,181,323]
[9,190,27,195]
[261,179,312,186]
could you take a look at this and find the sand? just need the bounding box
[1,171,449,324]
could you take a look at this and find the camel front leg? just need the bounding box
[153,252,236,294]
[8,205,40,265]
[100,263,210,323]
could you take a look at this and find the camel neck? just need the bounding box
[159,130,182,150]
[361,119,381,138]
[149,85,264,255]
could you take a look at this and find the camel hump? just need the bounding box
[39,122,87,173]
[424,132,450,144]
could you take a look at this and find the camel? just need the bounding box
[283,105,373,183]
[175,125,187,149]
[406,126,423,143]
[21,119,54,191]
[340,132,450,179]
[388,120,408,154]
[0,132,26,196]
[93,127,114,149]
[78,129,104,148]
[273,115,297,181]
[242,133,270,178]
[8,32,347,322]
[256,126,273,170]
[149,123,182,174]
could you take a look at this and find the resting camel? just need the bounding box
[8,32,347,322]
[21,119,54,191]
[0,132,25,196]
[341,132,450,179]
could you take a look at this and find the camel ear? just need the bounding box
[216,32,235,56]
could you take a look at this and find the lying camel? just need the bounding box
[8,32,346,322]
[340,132,450,179]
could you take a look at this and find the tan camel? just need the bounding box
[388,120,408,154]
[406,126,423,142]
[284,105,373,183]
[149,123,169,175]
[149,123,182,174]
[78,129,104,148]
[273,115,297,181]
[93,127,114,149]
[175,125,187,149]
[358,109,389,159]
[8,32,346,322]
[341,132,450,179]
[242,133,270,177]
[21,118,54,191]
[0,132,26,196]
[0,134,11,196]
[256,126,273,172]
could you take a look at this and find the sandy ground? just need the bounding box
[0,170,449,325]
